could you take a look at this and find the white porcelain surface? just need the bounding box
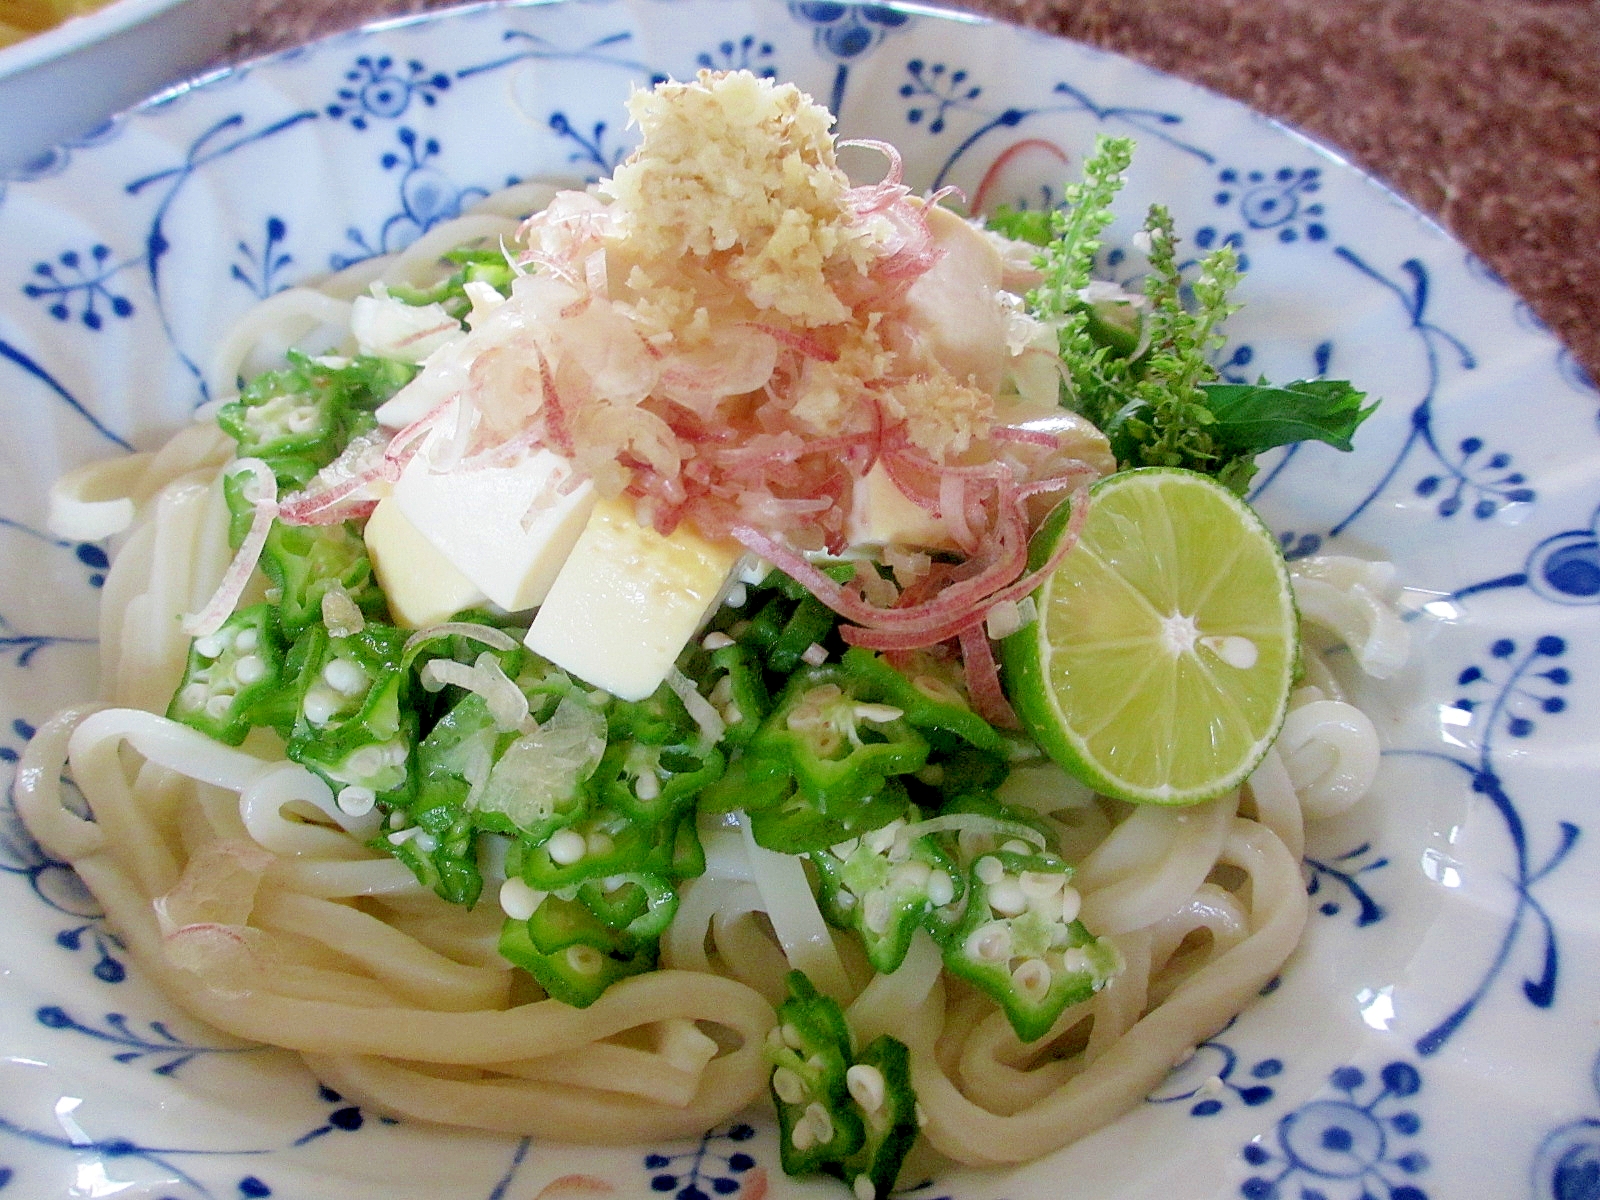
[1,2,1597,1197]
[0,0,241,176]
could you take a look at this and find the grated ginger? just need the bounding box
[602,69,876,329]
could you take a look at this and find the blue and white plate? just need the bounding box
[2,2,1597,1197]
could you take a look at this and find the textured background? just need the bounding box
[231,0,1600,388]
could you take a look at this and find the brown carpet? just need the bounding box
[229,0,1600,388]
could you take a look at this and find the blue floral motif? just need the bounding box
[1532,1047,1600,1200]
[0,1107,270,1199]
[1392,635,1578,1055]
[331,128,488,269]
[0,1081,418,1199]
[22,244,138,329]
[292,1085,393,1146]
[1523,506,1600,605]
[231,217,293,299]
[788,2,909,116]
[644,1122,759,1198]
[1214,165,1327,245]
[326,55,451,130]
[1148,1034,1282,1117]
[908,70,1213,195]
[789,2,908,62]
[0,514,109,590]
[1240,1061,1429,1200]
[0,614,95,669]
[1451,636,1570,739]
[33,1006,251,1077]
[125,108,321,406]
[900,60,982,136]
[1445,500,1600,609]
[547,111,630,175]
[453,28,653,85]
[0,336,134,449]
[1305,841,1389,926]
[1254,250,1534,537]
[696,35,776,76]
[1,719,126,983]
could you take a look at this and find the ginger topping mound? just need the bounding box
[602,69,872,327]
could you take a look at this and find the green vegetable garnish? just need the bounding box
[990,135,1376,493]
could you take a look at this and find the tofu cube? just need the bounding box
[363,495,487,628]
[846,461,956,551]
[391,448,595,613]
[525,497,743,700]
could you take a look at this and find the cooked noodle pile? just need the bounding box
[19,180,1406,1167]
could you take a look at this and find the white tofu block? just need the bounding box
[846,461,956,551]
[364,496,488,628]
[525,497,743,701]
[392,448,595,613]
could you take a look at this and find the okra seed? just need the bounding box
[966,921,1013,963]
[234,628,259,654]
[232,654,268,686]
[701,631,735,651]
[546,829,586,865]
[846,1063,886,1113]
[988,878,1028,918]
[862,892,892,935]
[1060,886,1082,925]
[891,860,931,891]
[205,694,235,718]
[927,871,955,907]
[863,821,903,856]
[302,687,341,726]
[1000,839,1033,855]
[975,856,1005,886]
[412,832,438,854]
[1011,957,1053,1001]
[337,786,376,817]
[852,702,903,724]
[194,633,226,659]
[323,657,368,696]
[780,1022,805,1050]
[1058,947,1090,975]
[790,1118,815,1152]
[565,944,604,975]
[1019,870,1064,900]
[804,1101,834,1144]
[346,746,387,778]
[634,771,661,802]
[853,1175,875,1200]
[498,877,543,921]
[586,832,615,859]
[771,1066,806,1105]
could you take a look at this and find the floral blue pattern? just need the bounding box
[1532,1048,1600,1200]
[1240,1062,1429,1200]
[0,2,1596,1198]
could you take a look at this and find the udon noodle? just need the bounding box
[18,172,1406,1173]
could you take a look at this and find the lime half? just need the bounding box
[1001,468,1297,805]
